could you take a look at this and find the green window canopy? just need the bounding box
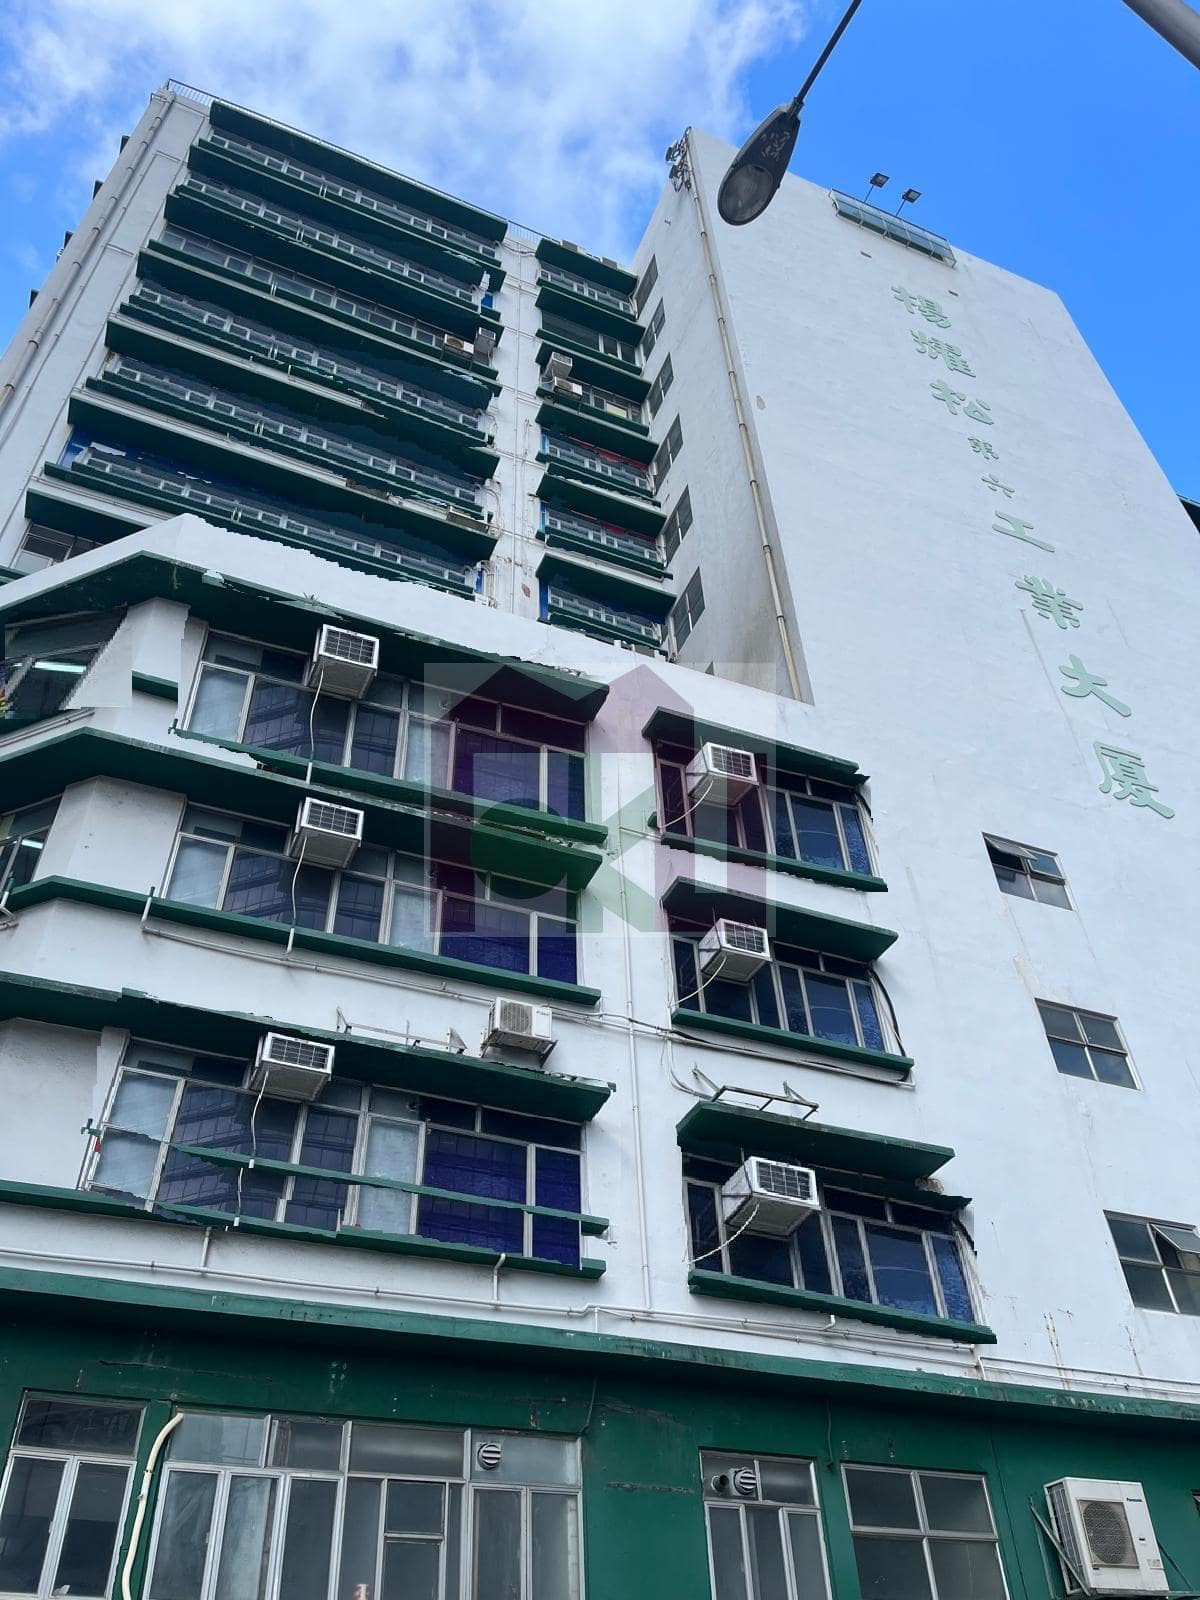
[0,970,612,1120]
[663,878,898,963]
[0,729,603,892]
[0,544,610,725]
[644,707,866,788]
[537,552,674,620]
[535,238,637,297]
[677,1101,956,1189]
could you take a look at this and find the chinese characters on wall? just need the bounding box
[891,283,1174,820]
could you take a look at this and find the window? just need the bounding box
[701,1452,830,1600]
[647,355,674,418]
[985,837,1069,907]
[540,311,637,366]
[541,432,651,494]
[687,1166,974,1322]
[0,1396,142,1599]
[662,489,693,563]
[540,502,661,566]
[656,745,872,877]
[164,807,579,984]
[186,633,586,819]
[670,571,705,651]
[831,192,956,264]
[1036,1001,1135,1088]
[641,300,666,359]
[88,1041,589,1264]
[11,525,100,575]
[672,921,891,1055]
[0,799,59,896]
[542,582,665,649]
[0,613,120,725]
[633,254,658,316]
[653,415,684,486]
[1107,1214,1200,1314]
[147,1415,581,1600]
[843,1465,1005,1599]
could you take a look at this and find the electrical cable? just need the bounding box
[656,771,717,835]
[688,1201,760,1267]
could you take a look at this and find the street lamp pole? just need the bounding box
[717,0,864,226]
[1120,0,1200,68]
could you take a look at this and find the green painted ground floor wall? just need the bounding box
[3,1273,1200,1599]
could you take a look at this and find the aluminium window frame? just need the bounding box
[1035,1000,1138,1089]
[183,627,587,819]
[1106,1211,1200,1315]
[647,355,673,420]
[661,488,693,563]
[641,301,666,360]
[841,1463,1008,1600]
[984,835,1070,908]
[686,1174,972,1322]
[0,1396,143,1600]
[0,797,61,899]
[700,1453,832,1600]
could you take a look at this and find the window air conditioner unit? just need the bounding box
[1045,1480,1167,1594]
[721,1158,819,1238]
[249,1033,335,1102]
[698,920,770,982]
[444,334,475,357]
[291,798,364,868]
[685,742,759,806]
[543,351,573,385]
[483,998,556,1061]
[554,377,584,399]
[307,624,380,698]
[473,330,497,363]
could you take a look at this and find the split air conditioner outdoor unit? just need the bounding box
[720,1158,820,1238]
[1045,1480,1167,1594]
[698,920,770,982]
[307,625,380,699]
[685,742,759,806]
[249,1033,335,1101]
[483,998,556,1061]
[543,351,573,385]
[291,798,364,868]
[444,334,475,357]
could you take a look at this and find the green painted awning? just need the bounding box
[0,547,609,723]
[537,552,673,619]
[676,1101,952,1182]
[535,468,664,537]
[535,399,654,461]
[0,971,611,1120]
[535,238,636,295]
[0,728,602,892]
[663,878,898,962]
[534,335,648,403]
[534,283,643,345]
[644,708,865,787]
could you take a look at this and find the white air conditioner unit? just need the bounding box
[483,998,556,1061]
[1045,1480,1167,1594]
[698,920,770,982]
[444,334,475,357]
[553,376,584,399]
[249,1033,335,1101]
[291,798,364,868]
[543,351,573,385]
[685,742,759,807]
[307,624,380,698]
[721,1158,819,1238]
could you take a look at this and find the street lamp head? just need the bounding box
[717,102,802,226]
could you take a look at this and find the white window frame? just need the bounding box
[700,1453,831,1600]
[842,1464,1008,1600]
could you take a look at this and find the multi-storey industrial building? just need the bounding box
[0,80,1198,1600]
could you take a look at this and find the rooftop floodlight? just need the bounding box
[717,0,865,225]
[896,187,922,214]
[864,172,890,198]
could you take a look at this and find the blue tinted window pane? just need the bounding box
[454,729,541,810]
[833,1217,872,1301]
[158,1149,285,1218]
[739,792,768,853]
[417,1197,523,1253]
[839,806,872,875]
[334,875,384,942]
[804,974,857,1044]
[795,1213,832,1293]
[932,1235,974,1321]
[174,1085,297,1159]
[704,974,754,1023]
[826,1188,889,1220]
[224,852,331,929]
[531,1214,579,1266]
[479,1109,580,1150]
[688,1185,722,1269]
[245,681,347,763]
[770,791,796,858]
[865,1225,937,1314]
[440,897,530,972]
[659,765,688,834]
[674,941,701,1010]
[791,798,845,870]
[349,706,400,775]
[418,1096,476,1130]
[779,968,809,1034]
[547,751,585,820]
[536,918,577,984]
[535,1148,581,1212]
[424,1130,526,1202]
[852,981,886,1052]
[729,1230,795,1286]
[286,1107,355,1230]
[751,966,780,1029]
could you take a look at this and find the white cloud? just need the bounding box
[0,0,807,258]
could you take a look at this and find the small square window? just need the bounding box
[1037,1001,1136,1088]
[985,836,1070,907]
[1108,1212,1200,1315]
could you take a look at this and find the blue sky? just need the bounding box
[0,0,1194,495]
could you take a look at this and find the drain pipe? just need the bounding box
[121,1411,183,1600]
[682,131,803,701]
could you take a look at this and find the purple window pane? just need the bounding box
[535,1148,581,1212]
[440,897,530,973]
[453,728,541,810]
[546,751,585,819]
[531,1214,580,1265]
